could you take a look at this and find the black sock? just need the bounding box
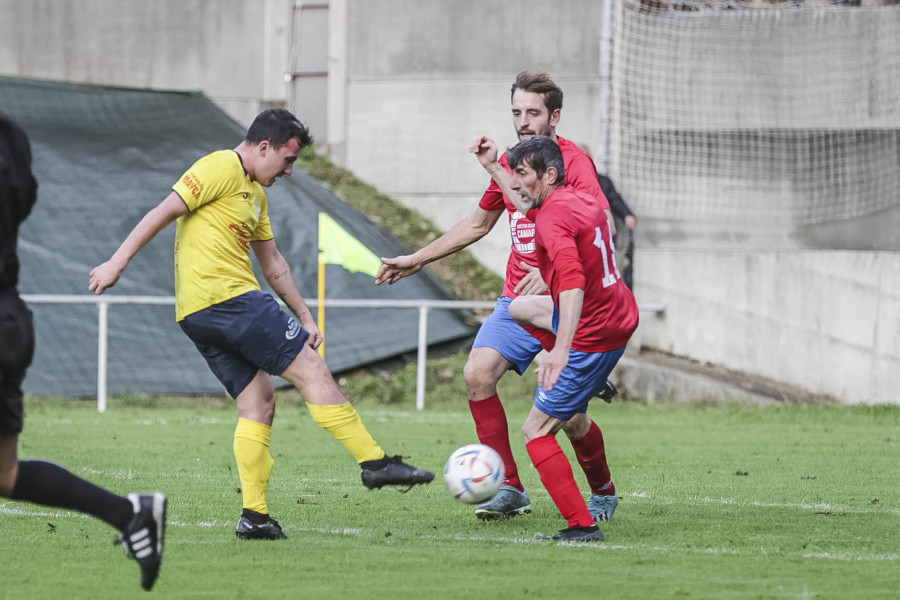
[10,459,134,531]
[241,508,270,524]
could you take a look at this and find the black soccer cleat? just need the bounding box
[117,492,167,591]
[595,379,618,403]
[544,524,605,542]
[235,510,288,540]
[360,455,435,490]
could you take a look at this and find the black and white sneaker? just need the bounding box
[595,379,618,403]
[117,492,167,591]
[235,510,288,540]
[544,524,605,542]
[360,455,435,490]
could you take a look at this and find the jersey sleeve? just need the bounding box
[478,179,505,211]
[172,153,234,212]
[251,195,274,241]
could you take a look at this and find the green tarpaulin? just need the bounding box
[1,77,476,397]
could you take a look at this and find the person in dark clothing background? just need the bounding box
[0,111,166,592]
[577,145,637,290]
[598,172,637,290]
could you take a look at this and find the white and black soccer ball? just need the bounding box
[443,444,505,504]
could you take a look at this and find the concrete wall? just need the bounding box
[635,249,900,404]
[341,0,606,277]
[0,0,295,127]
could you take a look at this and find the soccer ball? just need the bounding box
[443,444,505,504]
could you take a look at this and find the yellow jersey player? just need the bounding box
[90,109,433,540]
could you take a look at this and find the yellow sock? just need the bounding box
[233,418,274,514]
[306,402,385,464]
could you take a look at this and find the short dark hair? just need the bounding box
[245,108,312,148]
[507,136,565,185]
[510,71,564,115]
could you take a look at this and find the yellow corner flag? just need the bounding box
[318,212,381,277]
[317,212,382,357]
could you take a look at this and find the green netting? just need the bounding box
[1,77,476,397]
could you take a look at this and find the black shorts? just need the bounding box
[178,291,309,399]
[0,293,34,435]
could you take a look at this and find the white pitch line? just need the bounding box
[803,552,900,562]
[4,503,897,561]
[694,496,900,516]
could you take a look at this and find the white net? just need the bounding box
[607,0,900,233]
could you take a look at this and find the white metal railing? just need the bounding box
[21,294,666,413]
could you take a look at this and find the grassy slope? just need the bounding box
[297,146,504,302]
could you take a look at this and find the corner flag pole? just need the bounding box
[317,212,383,361]
[317,260,326,358]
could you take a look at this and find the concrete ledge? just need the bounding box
[612,350,838,406]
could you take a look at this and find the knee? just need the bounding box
[463,359,494,394]
[562,414,590,441]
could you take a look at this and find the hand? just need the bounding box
[625,215,637,230]
[301,318,324,349]
[375,255,422,285]
[536,346,569,391]
[88,260,124,294]
[468,136,500,170]
[514,262,548,295]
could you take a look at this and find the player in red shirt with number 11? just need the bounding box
[472,134,639,541]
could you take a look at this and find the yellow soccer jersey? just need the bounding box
[171,150,274,321]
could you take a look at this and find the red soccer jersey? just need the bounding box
[478,136,608,298]
[527,187,639,352]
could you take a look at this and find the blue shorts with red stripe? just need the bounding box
[178,291,309,398]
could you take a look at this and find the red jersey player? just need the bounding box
[473,134,638,541]
[377,72,620,522]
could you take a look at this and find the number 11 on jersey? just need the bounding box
[593,225,621,288]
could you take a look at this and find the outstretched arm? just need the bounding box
[89,192,188,294]
[252,238,323,349]
[375,206,502,285]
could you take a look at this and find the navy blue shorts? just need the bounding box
[178,291,309,398]
[471,296,544,375]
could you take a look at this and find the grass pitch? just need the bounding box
[2,395,898,600]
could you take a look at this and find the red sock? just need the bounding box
[526,436,594,528]
[570,420,616,496]
[469,395,522,491]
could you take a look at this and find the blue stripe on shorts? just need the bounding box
[472,296,544,375]
[178,291,309,398]
[533,345,626,420]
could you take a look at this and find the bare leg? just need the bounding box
[0,433,19,497]
[509,295,555,332]
[463,347,513,401]
[464,347,527,493]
